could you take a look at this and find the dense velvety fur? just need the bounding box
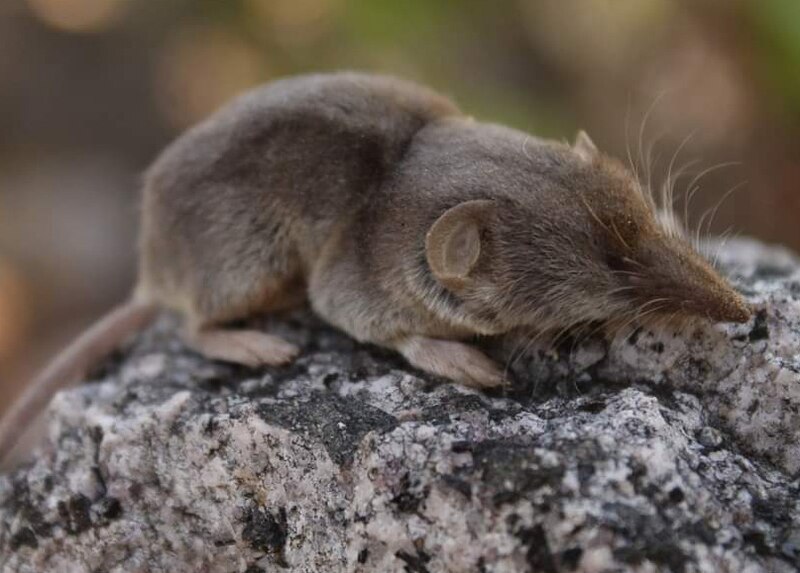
[137,73,459,324]
[134,71,749,387]
[1,72,753,465]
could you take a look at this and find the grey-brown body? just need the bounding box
[138,73,456,331]
[137,71,751,384]
[135,73,523,382]
[0,72,752,466]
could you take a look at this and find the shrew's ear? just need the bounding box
[573,130,599,162]
[426,200,495,289]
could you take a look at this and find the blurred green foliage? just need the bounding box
[749,0,800,119]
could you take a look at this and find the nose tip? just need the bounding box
[722,305,752,324]
[710,293,752,324]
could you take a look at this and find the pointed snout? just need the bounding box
[675,251,752,324]
[699,284,752,324]
[636,237,754,325]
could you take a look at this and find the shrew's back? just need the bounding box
[136,72,460,319]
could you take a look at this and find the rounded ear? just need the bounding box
[426,200,495,289]
[573,130,598,162]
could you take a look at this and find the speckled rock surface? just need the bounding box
[2,239,800,573]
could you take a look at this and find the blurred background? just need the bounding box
[1,0,799,414]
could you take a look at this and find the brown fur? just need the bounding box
[0,72,751,466]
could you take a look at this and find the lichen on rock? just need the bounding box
[2,238,800,572]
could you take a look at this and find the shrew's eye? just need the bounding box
[605,252,628,273]
[609,213,640,249]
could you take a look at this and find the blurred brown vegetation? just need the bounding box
[2,0,800,415]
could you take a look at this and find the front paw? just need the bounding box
[396,336,507,389]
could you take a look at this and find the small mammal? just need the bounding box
[0,72,751,464]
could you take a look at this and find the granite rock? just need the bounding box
[1,238,800,573]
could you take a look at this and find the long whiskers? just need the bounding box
[637,91,668,206]
[682,161,740,235]
[694,180,747,250]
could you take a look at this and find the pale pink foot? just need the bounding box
[395,336,506,389]
[184,328,299,368]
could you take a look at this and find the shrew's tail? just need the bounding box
[0,299,158,467]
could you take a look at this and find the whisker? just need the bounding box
[682,161,740,247]
[644,138,665,210]
[572,319,613,352]
[624,95,642,190]
[696,180,747,246]
[711,227,740,268]
[605,285,640,297]
[684,161,741,198]
[663,131,695,232]
[503,329,536,382]
[610,221,631,250]
[637,91,668,186]
[663,157,701,236]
